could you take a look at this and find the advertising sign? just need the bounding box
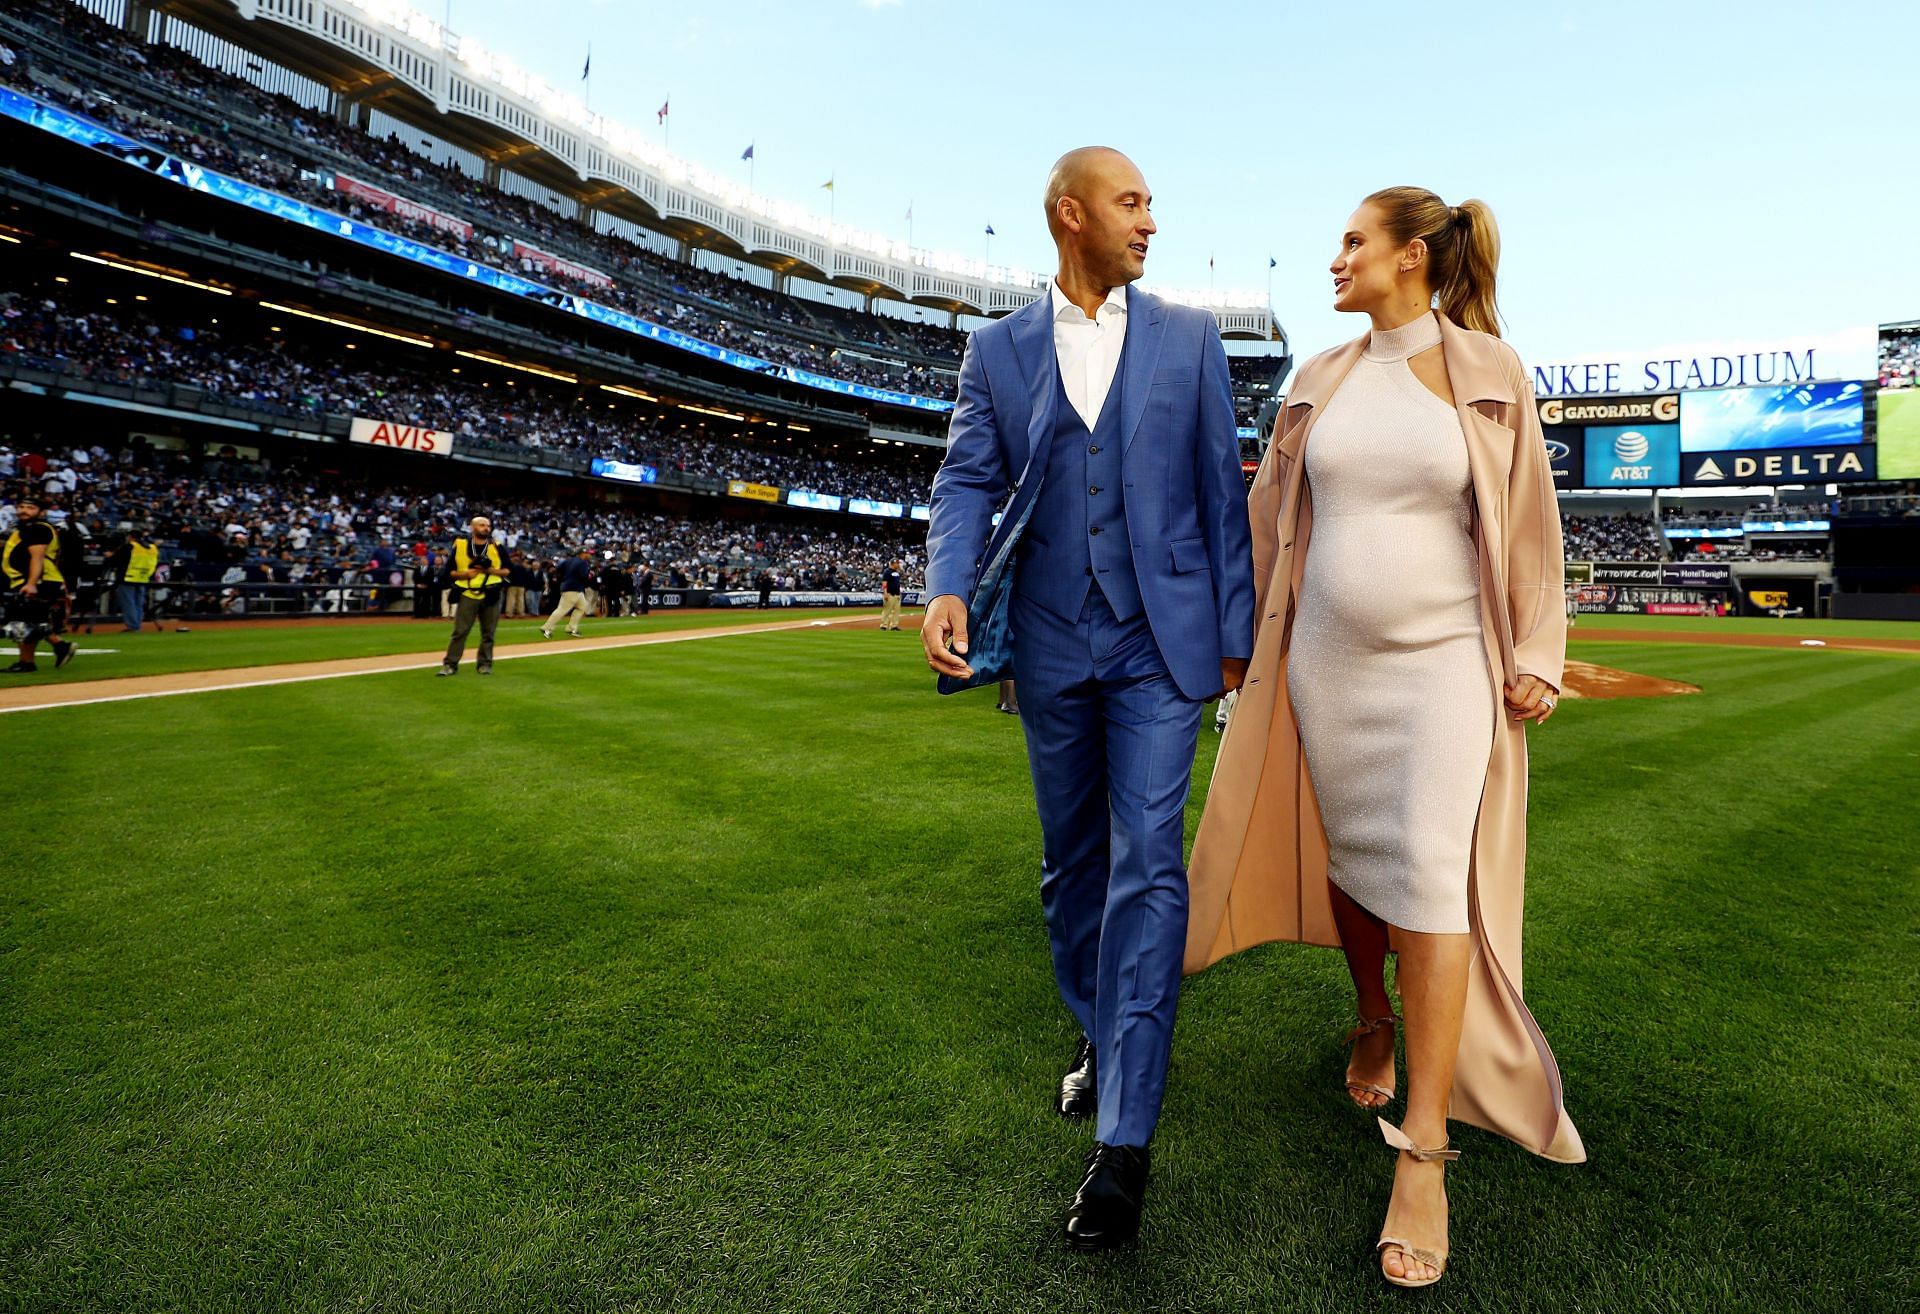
[348,416,452,456]
[786,490,844,511]
[332,173,472,241]
[848,498,906,518]
[1662,562,1734,589]
[1682,445,1875,484]
[1583,423,1680,487]
[1537,395,1679,427]
[510,240,615,291]
[1587,562,1733,589]
[1680,382,1865,452]
[1571,585,1723,615]
[1591,561,1662,585]
[590,457,658,484]
[727,480,782,503]
[709,590,928,609]
[1878,390,1920,479]
[910,505,932,522]
[1542,428,1583,487]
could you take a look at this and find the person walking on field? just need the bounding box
[438,515,508,677]
[542,547,594,639]
[108,528,158,632]
[2,491,77,673]
[923,147,1254,1251]
[879,558,904,630]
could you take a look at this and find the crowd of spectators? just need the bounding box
[1562,513,1664,562]
[0,3,966,399]
[0,281,943,506]
[0,438,926,619]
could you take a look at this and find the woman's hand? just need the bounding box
[1505,674,1559,724]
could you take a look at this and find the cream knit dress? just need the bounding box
[1285,312,1494,934]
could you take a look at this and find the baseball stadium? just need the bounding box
[1,1,1915,1311]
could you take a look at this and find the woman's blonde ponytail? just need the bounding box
[1364,187,1503,338]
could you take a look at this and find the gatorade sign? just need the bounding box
[348,417,454,456]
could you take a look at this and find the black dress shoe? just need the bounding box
[1058,1035,1096,1120]
[1064,1142,1150,1251]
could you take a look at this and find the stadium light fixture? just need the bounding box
[0,233,19,245]
[787,423,811,432]
[69,251,234,295]
[677,403,746,421]
[599,384,659,402]
[258,301,436,347]
[454,349,578,383]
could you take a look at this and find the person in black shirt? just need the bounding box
[635,560,654,616]
[3,492,76,673]
[542,548,595,639]
[879,558,904,630]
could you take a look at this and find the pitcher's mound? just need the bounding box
[1560,660,1699,700]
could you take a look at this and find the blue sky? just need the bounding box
[440,0,1917,372]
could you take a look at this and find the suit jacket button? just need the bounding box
[1084,567,1093,577]
[1088,445,1100,454]
[1089,486,1101,496]
[1089,526,1102,536]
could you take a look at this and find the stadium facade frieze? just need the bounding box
[155,0,1278,335]
[1531,348,1819,396]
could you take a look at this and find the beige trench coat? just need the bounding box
[1185,313,1585,1163]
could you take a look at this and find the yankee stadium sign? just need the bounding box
[1532,347,1818,396]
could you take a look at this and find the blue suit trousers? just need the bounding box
[1012,586,1203,1148]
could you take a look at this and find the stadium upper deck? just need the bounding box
[44,0,1287,335]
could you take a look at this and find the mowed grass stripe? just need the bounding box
[9,608,903,686]
[2,633,1915,1312]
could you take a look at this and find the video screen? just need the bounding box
[1680,382,1864,452]
[1879,321,1920,390]
[1878,390,1920,480]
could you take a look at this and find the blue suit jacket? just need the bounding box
[926,285,1255,701]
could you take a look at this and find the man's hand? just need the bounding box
[921,594,972,679]
[1210,657,1249,701]
[20,581,38,598]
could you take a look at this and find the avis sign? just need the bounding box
[348,417,454,457]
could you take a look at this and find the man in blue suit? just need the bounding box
[922,147,1255,1250]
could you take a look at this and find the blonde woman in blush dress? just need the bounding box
[1184,187,1581,1289]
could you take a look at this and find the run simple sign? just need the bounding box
[348,417,454,456]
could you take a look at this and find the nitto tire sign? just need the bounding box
[1591,561,1662,585]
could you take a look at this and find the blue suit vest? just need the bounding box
[1015,353,1144,623]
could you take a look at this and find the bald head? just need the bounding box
[1043,146,1156,292]
[1044,147,1132,240]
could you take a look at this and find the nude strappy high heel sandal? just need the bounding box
[1342,1014,1398,1107]
[1374,1117,1459,1289]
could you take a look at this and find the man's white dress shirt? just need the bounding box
[1049,280,1129,429]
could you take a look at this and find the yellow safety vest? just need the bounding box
[124,541,159,584]
[3,522,63,588]
[453,537,505,600]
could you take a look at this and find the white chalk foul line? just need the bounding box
[0,615,888,715]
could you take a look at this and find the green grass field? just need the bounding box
[2,619,1916,1312]
[4,608,892,686]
